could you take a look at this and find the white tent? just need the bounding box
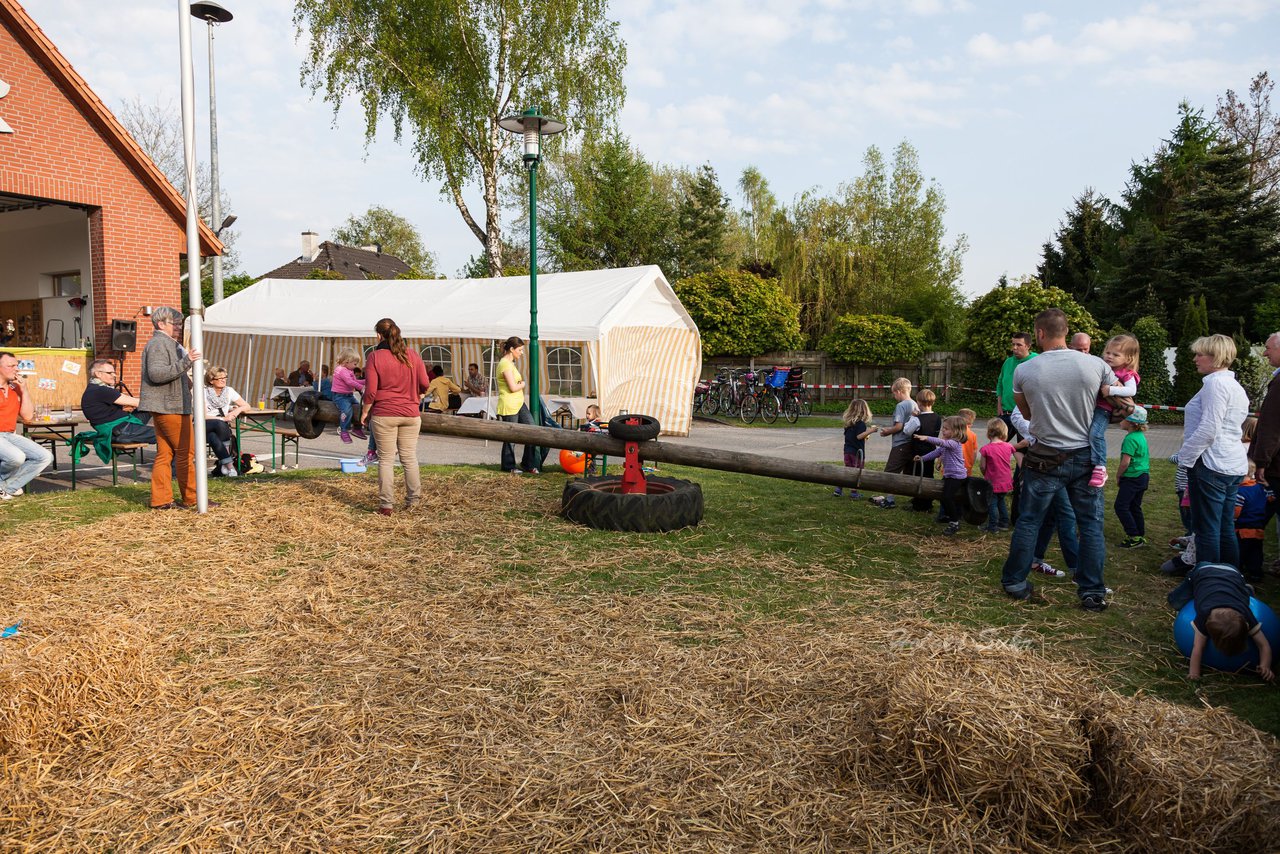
[201,265,702,435]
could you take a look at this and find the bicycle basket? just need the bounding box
[765,367,790,389]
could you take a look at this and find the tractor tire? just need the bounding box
[561,475,704,532]
[292,391,326,439]
[608,414,661,442]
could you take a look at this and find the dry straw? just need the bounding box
[0,474,1276,851]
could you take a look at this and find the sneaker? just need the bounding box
[1169,536,1189,552]
[351,427,367,440]
[944,522,960,536]
[1119,536,1147,549]
[1089,466,1108,488]
[1080,594,1108,612]
[376,507,393,517]
[1005,581,1036,601]
[507,469,524,475]
[7,487,21,496]
[527,468,541,474]
[849,492,862,500]
[1033,561,1067,578]
[996,523,1010,531]
[221,462,239,478]
[869,496,888,508]
[363,451,378,465]
[340,430,352,444]
[0,492,12,501]
[832,489,844,497]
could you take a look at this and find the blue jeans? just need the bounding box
[499,405,537,472]
[1088,407,1109,468]
[113,414,156,445]
[0,431,53,494]
[1034,488,1080,570]
[987,492,1009,528]
[1002,446,1106,599]
[334,392,358,431]
[1188,459,1242,567]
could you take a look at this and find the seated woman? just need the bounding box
[203,366,251,477]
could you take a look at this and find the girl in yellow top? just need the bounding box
[497,335,538,473]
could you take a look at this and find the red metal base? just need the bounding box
[621,440,646,493]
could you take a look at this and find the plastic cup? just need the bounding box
[257,399,265,410]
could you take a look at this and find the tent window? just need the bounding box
[545,347,583,395]
[420,345,453,379]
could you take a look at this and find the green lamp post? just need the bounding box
[499,106,566,424]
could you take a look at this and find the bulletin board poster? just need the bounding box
[9,348,91,410]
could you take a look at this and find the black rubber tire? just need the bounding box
[561,475,704,532]
[608,414,661,442]
[783,394,800,423]
[740,393,759,424]
[760,392,779,423]
[291,391,326,440]
[702,389,719,416]
[718,386,738,418]
[800,389,812,417]
[963,476,992,526]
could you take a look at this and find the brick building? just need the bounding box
[0,0,220,393]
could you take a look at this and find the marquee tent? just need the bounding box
[201,265,702,436]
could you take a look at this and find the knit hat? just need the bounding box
[1125,405,1148,425]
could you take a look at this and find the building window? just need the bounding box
[545,346,583,395]
[420,345,453,380]
[53,272,81,297]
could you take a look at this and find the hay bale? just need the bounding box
[869,632,1095,843]
[1085,694,1280,854]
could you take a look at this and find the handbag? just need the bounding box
[1022,442,1066,473]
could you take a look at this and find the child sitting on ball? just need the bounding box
[1168,564,1274,681]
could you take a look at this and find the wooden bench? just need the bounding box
[277,428,301,467]
[24,430,66,471]
[107,443,148,486]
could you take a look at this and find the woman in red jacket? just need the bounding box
[361,317,429,515]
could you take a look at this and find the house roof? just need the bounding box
[257,242,414,281]
[0,0,222,256]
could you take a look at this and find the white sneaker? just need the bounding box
[221,462,239,477]
[0,492,11,501]
[1032,561,1067,578]
[8,487,21,496]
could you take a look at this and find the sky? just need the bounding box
[12,0,1279,297]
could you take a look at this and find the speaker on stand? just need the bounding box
[111,319,138,396]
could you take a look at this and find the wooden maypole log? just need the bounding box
[415,414,945,500]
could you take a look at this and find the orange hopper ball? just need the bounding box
[559,449,586,474]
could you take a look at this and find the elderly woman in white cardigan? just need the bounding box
[1176,334,1251,567]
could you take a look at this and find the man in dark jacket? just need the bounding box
[1250,332,1280,488]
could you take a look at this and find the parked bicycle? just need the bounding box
[780,367,810,423]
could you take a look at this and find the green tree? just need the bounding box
[1130,315,1173,406]
[539,133,676,271]
[333,205,438,276]
[820,315,926,365]
[673,164,730,278]
[295,0,626,274]
[1172,295,1209,404]
[673,269,801,357]
[1038,188,1116,316]
[965,277,1101,364]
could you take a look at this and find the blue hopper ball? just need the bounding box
[1173,596,1280,674]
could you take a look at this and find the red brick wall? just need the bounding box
[0,16,187,392]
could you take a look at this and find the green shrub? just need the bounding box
[1131,316,1173,406]
[965,278,1101,364]
[1233,335,1271,408]
[674,269,802,357]
[819,314,926,364]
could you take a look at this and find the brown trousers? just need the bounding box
[151,413,196,507]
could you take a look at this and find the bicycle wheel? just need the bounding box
[760,391,779,423]
[800,389,812,416]
[740,392,759,424]
[702,385,720,416]
[718,385,738,418]
[783,393,801,423]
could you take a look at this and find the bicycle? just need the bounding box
[780,367,809,423]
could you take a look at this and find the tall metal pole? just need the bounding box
[528,156,540,424]
[206,19,224,304]
[179,0,209,512]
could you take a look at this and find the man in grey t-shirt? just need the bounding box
[1002,308,1116,611]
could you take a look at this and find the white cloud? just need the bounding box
[1022,12,1054,33]
[1078,15,1195,54]
[969,13,1198,68]
[886,35,915,52]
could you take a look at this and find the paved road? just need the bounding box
[28,418,1188,493]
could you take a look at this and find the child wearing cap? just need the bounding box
[1115,405,1150,548]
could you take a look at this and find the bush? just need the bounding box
[674,269,802,357]
[965,279,1101,364]
[819,314,926,364]
[1131,316,1173,406]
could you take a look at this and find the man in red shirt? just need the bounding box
[0,352,52,499]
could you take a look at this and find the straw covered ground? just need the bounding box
[2,471,1279,852]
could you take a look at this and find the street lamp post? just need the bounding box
[190,0,233,304]
[498,107,565,424]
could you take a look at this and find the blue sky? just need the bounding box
[14,0,1279,297]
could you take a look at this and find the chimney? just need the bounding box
[301,231,320,261]
[361,243,382,255]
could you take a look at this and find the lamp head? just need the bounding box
[190,1,233,23]
[498,106,566,163]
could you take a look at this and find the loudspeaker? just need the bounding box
[111,319,137,352]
